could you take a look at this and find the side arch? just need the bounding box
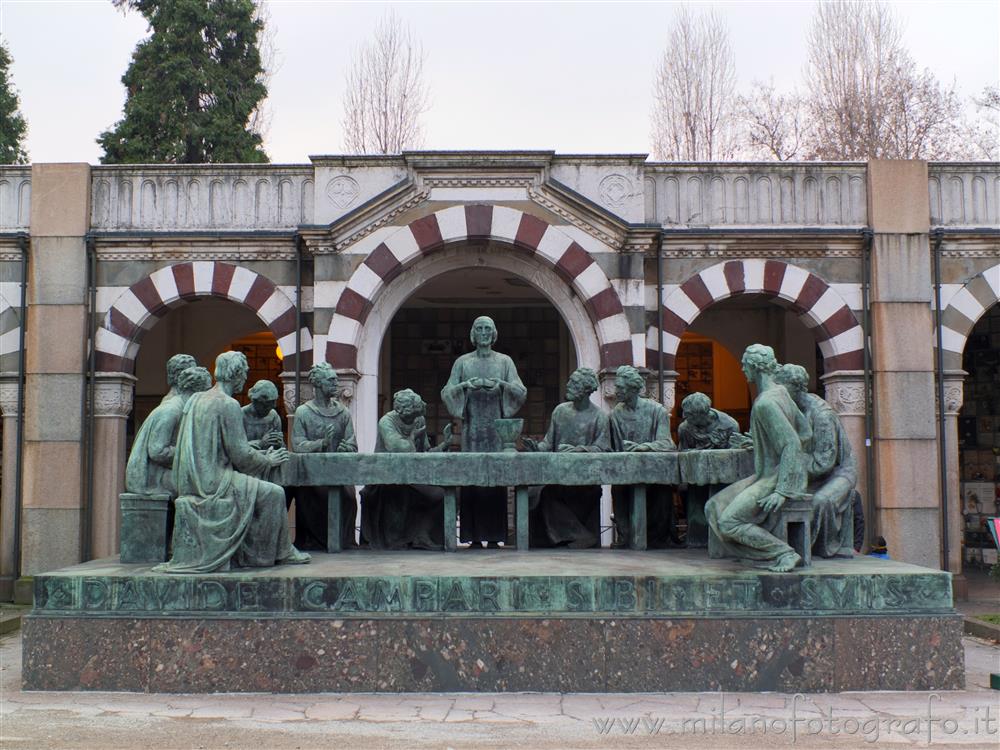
[646,260,864,372]
[0,290,22,369]
[326,204,634,371]
[95,261,311,373]
[939,262,1000,369]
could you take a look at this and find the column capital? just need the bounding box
[0,372,21,417]
[820,370,867,417]
[280,369,358,416]
[280,371,311,416]
[601,368,677,410]
[940,369,967,417]
[91,373,137,418]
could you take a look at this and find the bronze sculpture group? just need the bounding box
[124,317,858,575]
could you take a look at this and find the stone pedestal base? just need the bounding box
[21,550,965,693]
[22,613,963,693]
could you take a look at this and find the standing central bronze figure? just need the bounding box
[441,316,527,548]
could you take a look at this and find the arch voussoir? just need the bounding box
[646,260,864,372]
[326,204,634,370]
[96,261,311,374]
[938,262,1000,369]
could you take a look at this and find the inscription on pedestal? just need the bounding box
[35,571,953,616]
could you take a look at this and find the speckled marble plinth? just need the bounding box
[22,551,965,693]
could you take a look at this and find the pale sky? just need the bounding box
[2,0,998,163]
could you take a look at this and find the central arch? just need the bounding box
[347,245,604,453]
[325,204,633,372]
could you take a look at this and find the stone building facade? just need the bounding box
[0,154,997,599]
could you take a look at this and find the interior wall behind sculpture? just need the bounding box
[381,305,575,443]
[132,299,274,431]
[686,295,821,387]
[958,302,1000,569]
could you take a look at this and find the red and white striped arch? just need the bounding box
[938,262,1000,369]
[326,204,633,370]
[95,261,311,373]
[0,290,21,367]
[646,260,864,372]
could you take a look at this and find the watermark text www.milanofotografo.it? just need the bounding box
[591,695,998,744]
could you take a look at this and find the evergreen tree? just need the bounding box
[99,0,268,164]
[0,38,29,165]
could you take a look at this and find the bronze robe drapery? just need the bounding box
[441,350,526,543]
[360,413,445,550]
[291,400,358,550]
[706,384,809,565]
[241,405,284,485]
[801,393,858,557]
[677,408,740,546]
[610,398,676,548]
[530,401,610,548]
[155,387,296,574]
[126,397,185,496]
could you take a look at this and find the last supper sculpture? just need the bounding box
[122,332,860,572]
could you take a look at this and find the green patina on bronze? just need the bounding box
[441,315,527,545]
[609,365,677,549]
[154,351,309,574]
[522,367,609,549]
[707,344,812,572]
[360,388,451,551]
[119,362,212,564]
[775,363,859,558]
[32,553,954,617]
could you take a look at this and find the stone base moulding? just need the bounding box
[22,551,964,693]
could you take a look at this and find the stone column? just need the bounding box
[867,160,941,569]
[21,163,91,576]
[644,369,677,414]
[333,368,364,447]
[280,370,315,439]
[90,373,135,559]
[940,371,966,581]
[0,374,20,600]
[821,370,869,548]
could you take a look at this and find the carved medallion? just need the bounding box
[599,174,632,209]
[326,176,360,209]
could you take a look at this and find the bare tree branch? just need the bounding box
[962,85,1000,160]
[650,6,738,160]
[803,0,967,160]
[738,81,810,161]
[342,11,430,154]
[249,0,278,146]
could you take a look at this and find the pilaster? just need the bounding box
[22,163,91,575]
[940,371,966,580]
[867,159,940,569]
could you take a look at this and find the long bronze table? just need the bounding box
[282,449,754,552]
